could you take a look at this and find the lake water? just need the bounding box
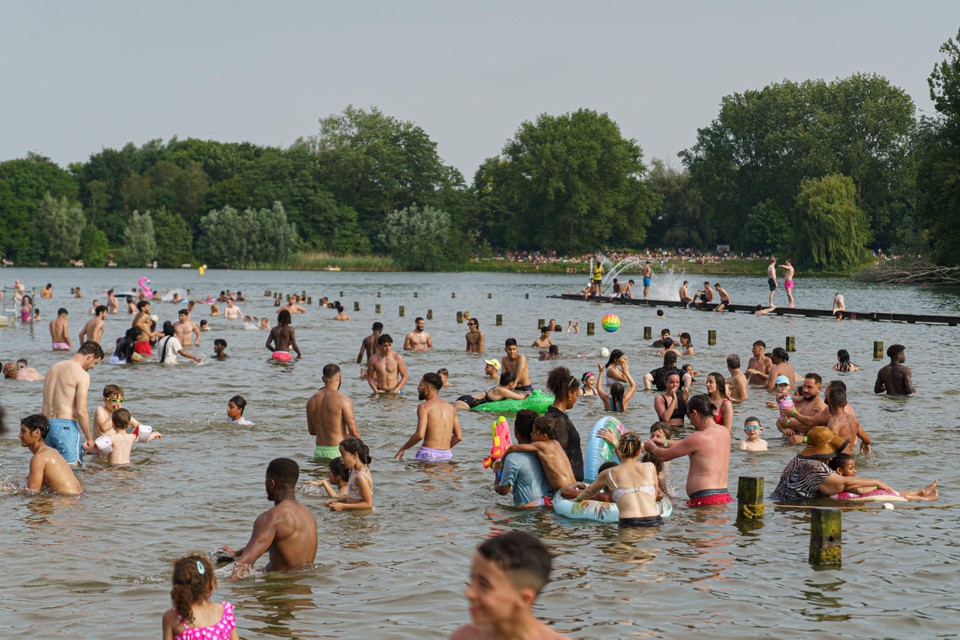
[0,267,957,639]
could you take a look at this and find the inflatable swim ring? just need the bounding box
[583,416,625,483]
[552,493,673,523]
[138,277,152,298]
[471,389,554,414]
[829,489,907,502]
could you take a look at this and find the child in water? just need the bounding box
[326,437,372,511]
[774,375,794,417]
[212,339,229,361]
[86,408,163,464]
[739,416,768,452]
[161,555,239,640]
[226,395,253,426]
[306,457,350,498]
[95,384,141,435]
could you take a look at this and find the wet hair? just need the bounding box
[662,352,678,365]
[103,384,122,399]
[17,358,27,367]
[708,372,729,400]
[499,370,517,386]
[111,408,132,430]
[21,414,50,439]
[178,308,189,316]
[95,305,107,315]
[772,347,789,362]
[77,341,105,358]
[616,432,643,459]
[277,309,292,326]
[322,363,340,379]
[887,344,905,360]
[137,300,150,311]
[828,453,855,472]
[665,371,681,384]
[836,349,855,372]
[744,416,762,427]
[662,337,674,348]
[505,338,518,348]
[471,319,481,328]
[726,354,741,369]
[340,437,372,465]
[214,339,227,349]
[377,334,393,345]
[540,326,550,335]
[656,309,664,317]
[436,368,449,377]
[532,414,562,440]
[546,366,579,396]
[415,316,424,323]
[660,328,670,337]
[610,382,625,410]
[162,320,175,337]
[170,555,215,626]
[229,395,247,414]
[372,322,383,332]
[548,344,559,356]
[687,394,716,418]
[598,461,618,474]
[328,457,350,483]
[605,349,624,367]
[476,531,552,595]
[827,384,847,408]
[422,372,443,390]
[199,320,208,327]
[514,410,538,442]
[266,457,300,487]
[650,421,670,436]
[335,303,344,312]
[753,340,766,349]
[805,372,822,386]
[679,332,692,346]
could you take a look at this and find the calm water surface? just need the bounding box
[0,268,957,639]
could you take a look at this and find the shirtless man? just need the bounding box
[404,317,433,351]
[132,301,155,357]
[357,322,383,378]
[484,358,501,379]
[465,318,485,353]
[266,310,301,360]
[395,372,462,462]
[778,373,828,442]
[278,296,306,316]
[79,305,107,346]
[18,415,82,495]
[367,334,407,394]
[502,414,576,491]
[41,341,103,465]
[173,308,201,346]
[49,308,71,351]
[745,340,772,386]
[502,338,532,392]
[694,282,714,306]
[645,394,732,506]
[779,259,795,308]
[221,458,318,580]
[621,279,635,300]
[765,348,797,390]
[642,262,652,300]
[714,283,731,312]
[725,354,748,402]
[678,281,692,305]
[224,298,243,320]
[875,344,915,396]
[306,364,360,461]
[767,256,778,307]
[107,289,119,314]
[531,327,553,349]
[826,385,871,455]
[41,283,53,298]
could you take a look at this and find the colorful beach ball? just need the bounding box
[601,313,621,332]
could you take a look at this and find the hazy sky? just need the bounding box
[3,1,959,177]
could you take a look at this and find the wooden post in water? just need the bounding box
[306,296,312,305]
[414,292,418,298]
[644,326,652,340]
[496,314,503,326]
[377,291,381,298]
[427,309,433,320]
[452,292,456,298]
[525,293,529,299]
[456,311,463,324]
[786,336,796,352]
[301,290,306,300]
[375,304,381,314]
[736,476,764,522]
[809,508,842,566]
[354,301,360,312]
[587,322,595,336]
[264,290,271,297]
[708,329,717,346]
[538,319,545,329]
[340,291,344,297]
[873,341,884,359]
[399,305,405,317]
[487,292,492,299]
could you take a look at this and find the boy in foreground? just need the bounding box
[450,531,570,640]
[18,415,82,495]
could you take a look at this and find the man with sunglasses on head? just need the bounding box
[465,318,484,353]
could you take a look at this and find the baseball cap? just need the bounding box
[484,358,501,371]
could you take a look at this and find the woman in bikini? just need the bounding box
[574,432,662,528]
[454,370,528,410]
[705,371,734,431]
[654,372,687,429]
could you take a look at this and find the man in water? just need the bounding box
[394,372,462,462]
[266,309,301,360]
[278,295,306,316]
[18,415,82,495]
[222,458,318,580]
[502,338,532,392]
[875,344,915,396]
[367,334,407,394]
[173,308,201,346]
[779,259,796,308]
[484,358,501,380]
[307,363,360,462]
[49,308,71,351]
[78,305,107,346]
[357,322,383,378]
[644,394,732,506]
[404,317,433,351]
[765,347,797,390]
[778,373,827,442]
[132,301,155,357]
[224,298,243,320]
[41,341,103,465]
[725,354,748,401]
[745,340,772,386]
[642,261,652,300]
[107,289,119,314]
[465,318,484,353]
[766,256,778,307]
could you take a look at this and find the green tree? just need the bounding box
[379,204,452,271]
[643,160,710,248]
[792,174,870,270]
[154,208,193,267]
[122,211,157,267]
[742,200,793,254]
[483,109,660,253]
[79,224,110,267]
[197,202,297,267]
[36,194,85,266]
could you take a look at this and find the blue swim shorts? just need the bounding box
[45,418,83,464]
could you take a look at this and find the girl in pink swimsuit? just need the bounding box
[161,555,239,640]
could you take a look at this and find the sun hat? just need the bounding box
[800,426,848,457]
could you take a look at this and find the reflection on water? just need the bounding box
[0,268,958,638]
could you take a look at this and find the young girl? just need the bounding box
[833,349,860,372]
[306,457,350,498]
[678,332,696,356]
[162,555,239,640]
[226,395,253,426]
[579,371,597,397]
[596,360,637,412]
[705,371,734,431]
[575,432,662,528]
[327,437,372,511]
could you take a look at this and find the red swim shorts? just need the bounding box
[686,491,733,507]
[271,351,292,362]
[133,341,152,356]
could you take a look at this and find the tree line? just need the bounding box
[3,29,960,271]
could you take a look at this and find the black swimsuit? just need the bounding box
[457,390,493,409]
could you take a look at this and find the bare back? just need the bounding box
[29,444,82,495]
[420,397,461,450]
[258,500,318,572]
[306,387,358,447]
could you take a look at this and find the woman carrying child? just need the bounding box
[327,437,373,511]
[161,555,239,640]
[575,432,662,528]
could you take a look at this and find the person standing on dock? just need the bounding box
[779,259,796,308]
[642,262,652,300]
[591,255,604,297]
[766,256,778,307]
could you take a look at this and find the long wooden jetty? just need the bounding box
[548,294,960,326]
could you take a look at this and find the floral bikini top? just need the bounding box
[175,602,236,640]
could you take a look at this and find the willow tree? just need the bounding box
[793,174,871,271]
